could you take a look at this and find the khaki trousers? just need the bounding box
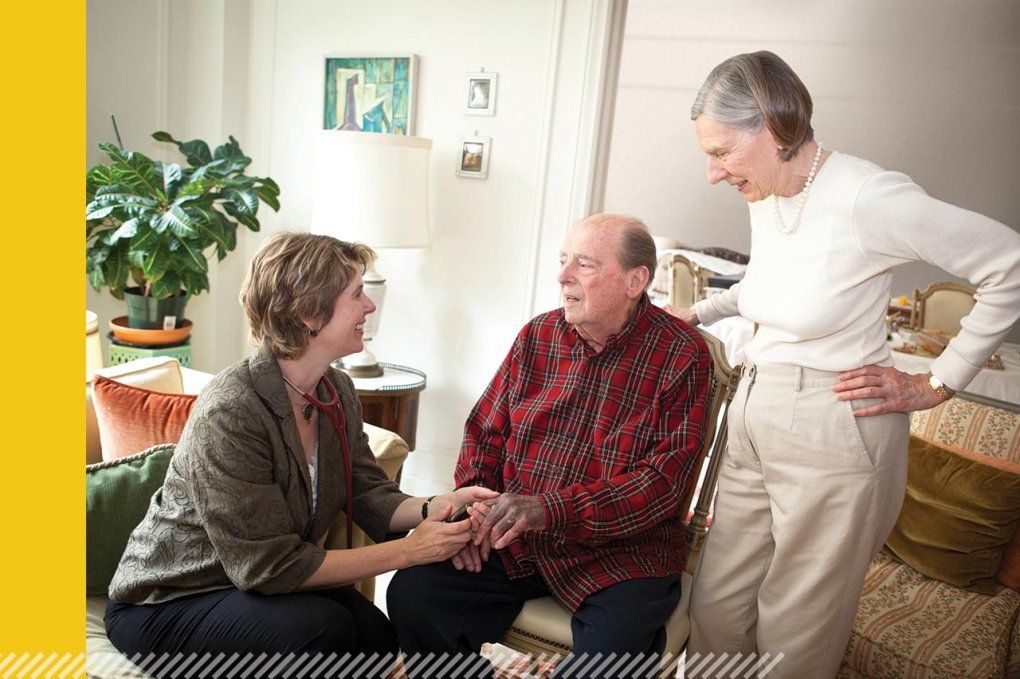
[688,363,909,678]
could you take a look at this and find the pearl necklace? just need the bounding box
[772,141,824,236]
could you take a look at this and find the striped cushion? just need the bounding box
[910,399,1020,463]
[843,551,1020,678]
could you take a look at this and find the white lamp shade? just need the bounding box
[311,130,432,248]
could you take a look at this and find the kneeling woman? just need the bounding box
[105,232,494,666]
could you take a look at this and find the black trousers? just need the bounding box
[105,586,397,677]
[387,555,681,678]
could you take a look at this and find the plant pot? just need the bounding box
[124,287,189,329]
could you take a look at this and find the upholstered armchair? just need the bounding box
[909,282,977,335]
[668,253,713,308]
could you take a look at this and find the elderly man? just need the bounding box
[387,214,712,676]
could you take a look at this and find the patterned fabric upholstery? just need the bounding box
[841,399,1020,678]
[910,398,1020,462]
[843,551,1020,678]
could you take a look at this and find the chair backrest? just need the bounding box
[684,328,742,574]
[910,282,976,335]
[669,253,712,308]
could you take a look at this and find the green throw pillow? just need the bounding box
[885,436,1020,594]
[85,444,174,596]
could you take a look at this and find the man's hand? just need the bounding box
[833,365,944,415]
[474,493,547,550]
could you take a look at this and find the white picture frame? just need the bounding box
[456,135,491,179]
[464,71,498,116]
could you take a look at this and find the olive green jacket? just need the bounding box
[108,346,409,604]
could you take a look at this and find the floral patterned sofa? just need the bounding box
[839,396,1020,679]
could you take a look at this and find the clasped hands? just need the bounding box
[451,493,547,573]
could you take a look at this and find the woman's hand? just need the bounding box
[664,304,699,327]
[833,366,944,416]
[403,505,473,566]
[430,486,500,519]
[474,493,547,550]
[451,502,494,572]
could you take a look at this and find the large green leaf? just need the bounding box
[178,174,218,198]
[129,223,161,263]
[258,176,280,193]
[153,131,212,167]
[185,205,231,253]
[224,187,258,216]
[149,271,183,300]
[221,201,258,231]
[99,143,164,199]
[254,182,281,211]
[213,136,252,175]
[108,218,140,243]
[86,193,159,220]
[172,234,208,273]
[86,165,114,200]
[87,264,106,292]
[181,269,210,296]
[155,205,194,237]
[161,163,184,199]
[142,239,171,281]
[103,242,130,296]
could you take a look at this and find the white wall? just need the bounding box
[87,0,617,495]
[604,0,1020,341]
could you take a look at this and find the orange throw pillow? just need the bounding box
[92,375,197,461]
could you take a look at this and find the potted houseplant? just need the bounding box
[86,132,280,329]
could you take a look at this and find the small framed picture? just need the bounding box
[464,72,498,116]
[457,135,491,179]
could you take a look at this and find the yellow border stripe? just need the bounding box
[0,1,84,653]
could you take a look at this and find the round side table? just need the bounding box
[338,362,426,451]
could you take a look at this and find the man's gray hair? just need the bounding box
[581,213,657,290]
[690,50,814,162]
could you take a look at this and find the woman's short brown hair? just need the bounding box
[691,50,814,161]
[240,232,375,359]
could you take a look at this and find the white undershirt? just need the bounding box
[693,151,1020,392]
[308,441,319,514]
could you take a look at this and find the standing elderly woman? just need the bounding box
[675,52,1020,676]
[104,233,497,669]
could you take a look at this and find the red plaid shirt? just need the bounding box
[455,295,712,611]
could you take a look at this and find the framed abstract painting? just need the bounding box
[323,55,417,135]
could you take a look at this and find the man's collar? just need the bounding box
[564,293,651,353]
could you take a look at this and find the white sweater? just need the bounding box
[693,151,1020,392]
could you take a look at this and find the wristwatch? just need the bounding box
[927,373,955,402]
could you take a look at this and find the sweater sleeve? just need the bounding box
[853,171,1020,390]
[693,281,742,326]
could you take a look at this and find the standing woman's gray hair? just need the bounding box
[691,50,814,161]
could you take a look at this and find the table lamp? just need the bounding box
[311,130,432,377]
